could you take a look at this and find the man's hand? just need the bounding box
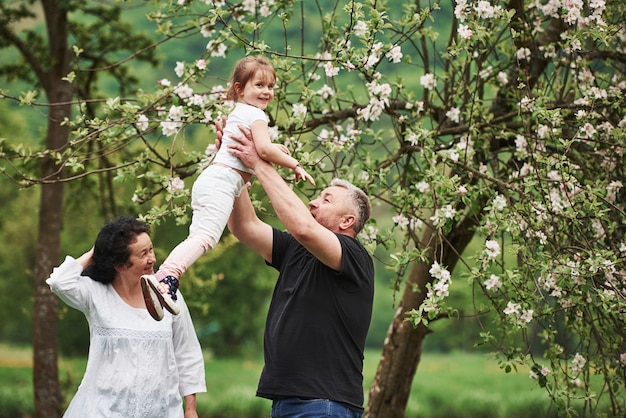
[214,116,227,150]
[227,125,265,171]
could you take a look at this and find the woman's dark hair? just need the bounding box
[83,215,150,284]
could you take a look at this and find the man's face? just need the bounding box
[308,186,352,233]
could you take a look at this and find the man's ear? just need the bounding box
[340,214,356,232]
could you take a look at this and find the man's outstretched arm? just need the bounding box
[228,183,273,263]
[228,126,343,271]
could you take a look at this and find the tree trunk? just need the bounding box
[32,1,72,416]
[32,94,72,418]
[365,226,436,418]
[365,260,433,418]
[32,180,64,418]
[366,213,480,417]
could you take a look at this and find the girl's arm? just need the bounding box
[250,120,315,185]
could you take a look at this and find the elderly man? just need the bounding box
[222,124,374,418]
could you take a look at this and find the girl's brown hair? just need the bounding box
[225,55,276,102]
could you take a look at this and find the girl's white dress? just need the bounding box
[47,256,206,418]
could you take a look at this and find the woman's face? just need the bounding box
[121,232,156,279]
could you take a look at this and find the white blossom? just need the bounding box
[324,61,339,77]
[241,0,256,14]
[497,71,508,86]
[420,73,436,90]
[364,53,381,69]
[504,301,520,315]
[206,40,227,57]
[441,204,456,219]
[205,143,217,158]
[606,181,622,203]
[484,240,501,260]
[168,105,185,120]
[317,85,334,99]
[161,120,182,136]
[571,353,586,374]
[492,195,507,211]
[484,274,502,291]
[200,24,214,38]
[168,177,185,192]
[433,279,450,298]
[520,309,534,323]
[174,83,194,99]
[516,47,531,61]
[429,262,451,282]
[475,1,498,19]
[353,20,367,37]
[292,103,307,119]
[415,181,430,193]
[195,59,207,70]
[446,107,461,123]
[136,114,149,131]
[360,225,378,243]
[458,24,473,40]
[519,96,534,111]
[187,94,208,107]
[259,3,272,17]
[386,45,403,63]
[174,61,185,78]
[479,66,493,80]
[392,214,410,229]
[454,0,468,20]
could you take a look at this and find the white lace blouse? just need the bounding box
[47,256,206,418]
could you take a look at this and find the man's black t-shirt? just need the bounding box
[256,228,375,412]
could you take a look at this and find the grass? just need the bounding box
[0,343,587,418]
[398,351,550,418]
[366,351,556,418]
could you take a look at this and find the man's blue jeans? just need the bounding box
[270,397,362,418]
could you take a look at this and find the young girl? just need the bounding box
[141,55,314,320]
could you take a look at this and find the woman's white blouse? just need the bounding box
[47,256,206,418]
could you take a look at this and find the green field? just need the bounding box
[0,344,566,418]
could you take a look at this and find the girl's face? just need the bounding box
[236,69,275,110]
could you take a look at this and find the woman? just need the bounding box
[46,215,206,418]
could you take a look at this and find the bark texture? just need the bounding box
[32,1,72,416]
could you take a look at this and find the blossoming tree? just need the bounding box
[2,0,625,417]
